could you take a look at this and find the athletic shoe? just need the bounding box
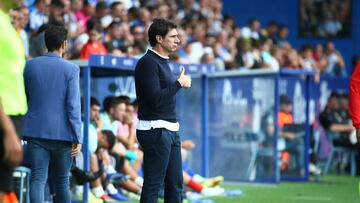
[99,194,119,203]
[201,187,225,197]
[201,176,224,188]
[109,192,129,201]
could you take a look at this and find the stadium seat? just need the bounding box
[324,132,356,176]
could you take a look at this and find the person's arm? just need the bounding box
[335,51,345,68]
[0,98,22,167]
[66,66,82,155]
[349,73,360,142]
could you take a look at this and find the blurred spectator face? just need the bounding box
[328,96,339,110]
[217,30,228,45]
[88,29,101,42]
[158,4,170,18]
[279,27,289,38]
[271,47,283,63]
[50,4,65,22]
[288,49,299,61]
[62,0,71,13]
[71,0,83,11]
[139,8,150,24]
[303,48,313,59]
[131,25,145,41]
[112,103,126,121]
[280,103,292,113]
[95,3,109,18]
[325,42,335,52]
[19,7,29,29]
[267,23,277,34]
[177,28,187,47]
[184,43,192,54]
[84,2,96,16]
[98,132,111,149]
[250,20,260,31]
[36,0,48,13]
[119,23,130,37]
[90,103,100,120]
[110,24,122,39]
[314,44,323,54]
[9,9,20,29]
[339,96,349,110]
[200,52,215,64]
[193,23,206,41]
[205,34,216,47]
[112,3,126,19]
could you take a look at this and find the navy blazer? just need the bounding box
[23,52,82,144]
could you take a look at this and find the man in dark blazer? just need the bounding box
[23,24,82,203]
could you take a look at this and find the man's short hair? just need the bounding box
[111,1,123,10]
[101,130,116,150]
[86,18,102,33]
[117,95,131,105]
[50,0,65,8]
[148,18,177,47]
[45,25,68,51]
[90,96,100,107]
[103,96,125,113]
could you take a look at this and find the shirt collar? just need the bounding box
[148,48,169,59]
[44,52,61,58]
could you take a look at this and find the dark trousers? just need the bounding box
[137,128,183,203]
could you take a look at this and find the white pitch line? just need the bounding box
[287,196,333,201]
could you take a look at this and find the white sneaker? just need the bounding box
[201,187,225,196]
[309,163,322,175]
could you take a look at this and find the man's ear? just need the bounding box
[156,35,163,44]
[62,40,68,50]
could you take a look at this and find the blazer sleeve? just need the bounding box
[66,66,82,144]
[349,63,360,129]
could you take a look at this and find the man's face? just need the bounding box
[90,104,100,121]
[112,3,126,18]
[112,103,126,121]
[88,29,101,42]
[98,132,109,149]
[158,28,180,54]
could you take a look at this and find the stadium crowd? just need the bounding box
[9,0,348,77]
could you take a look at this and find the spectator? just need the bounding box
[301,44,317,71]
[48,0,65,24]
[273,25,289,48]
[104,20,124,54]
[278,95,305,175]
[260,20,278,41]
[324,41,346,77]
[29,23,48,58]
[75,0,96,31]
[240,18,261,40]
[29,0,48,32]
[80,18,107,59]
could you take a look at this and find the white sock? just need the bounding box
[193,174,205,182]
[105,165,117,174]
[106,183,118,195]
[135,176,144,187]
[201,187,224,196]
[92,186,105,197]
